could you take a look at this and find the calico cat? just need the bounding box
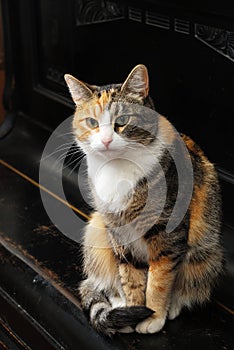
[64,64,223,336]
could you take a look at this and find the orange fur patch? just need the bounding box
[147,257,175,315]
[182,135,204,158]
[97,91,112,111]
[149,257,172,273]
[188,183,208,245]
[73,91,113,142]
[119,264,146,306]
[83,212,119,286]
[158,115,175,145]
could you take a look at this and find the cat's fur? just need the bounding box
[64,65,223,336]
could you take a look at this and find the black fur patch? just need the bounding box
[93,306,154,337]
[106,306,154,329]
[119,251,149,269]
[144,224,165,239]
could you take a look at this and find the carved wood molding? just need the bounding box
[195,24,234,62]
[75,0,125,26]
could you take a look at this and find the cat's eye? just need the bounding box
[86,118,99,129]
[115,115,130,127]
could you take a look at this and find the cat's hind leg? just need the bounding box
[168,294,185,320]
[168,243,223,320]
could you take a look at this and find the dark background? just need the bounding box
[6,0,234,224]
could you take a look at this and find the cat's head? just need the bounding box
[64,64,157,156]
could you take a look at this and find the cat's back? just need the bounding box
[182,134,221,247]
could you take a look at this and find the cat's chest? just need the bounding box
[88,156,143,211]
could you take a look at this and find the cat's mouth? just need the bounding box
[95,146,126,157]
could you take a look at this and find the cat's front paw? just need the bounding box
[118,326,135,333]
[135,314,166,334]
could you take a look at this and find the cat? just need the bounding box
[64,64,223,336]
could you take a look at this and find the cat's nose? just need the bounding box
[101,138,112,149]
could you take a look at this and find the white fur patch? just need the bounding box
[118,326,135,333]
[82,114,173,214]
[128,237,149,263]
[86,141,163,212]
[92,158,141,211]
[136,315,166,334]
[88,274,118,293]
[90,302,110,319]
[109,296,126,308]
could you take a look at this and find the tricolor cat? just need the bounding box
[65,64,223,336]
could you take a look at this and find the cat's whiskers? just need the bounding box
[45,150,81,172]
[65,154,87,176]
[55,141,75,148]
[62,152,84,171]
[55,131,75,138]
[55,149,78,163]
[41,143,75,161]
[41,148,71,162]
[68,158,87,176]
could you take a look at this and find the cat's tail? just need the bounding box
[90,301,154,337]
[80,281,153,336]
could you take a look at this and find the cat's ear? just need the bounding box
[64,74,93,105]
[121,64,149,98]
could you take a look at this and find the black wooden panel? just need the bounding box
[6,0,234,173]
